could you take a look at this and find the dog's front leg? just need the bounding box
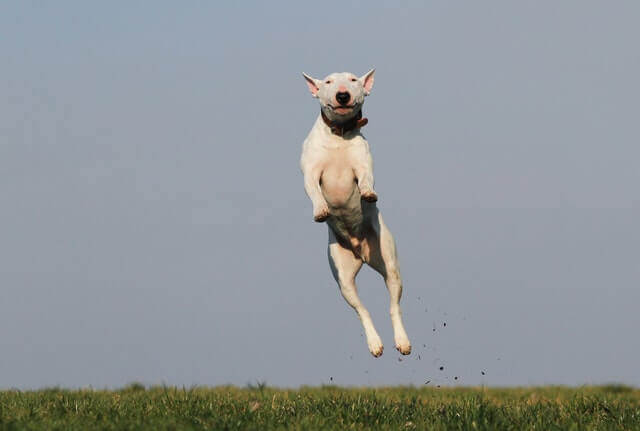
[302,164,330,222]
[354,150,378,202]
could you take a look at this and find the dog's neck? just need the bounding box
[321,109,368,137]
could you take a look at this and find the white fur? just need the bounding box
[300,70,411,357]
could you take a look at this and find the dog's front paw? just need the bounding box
[361,189,378,202]
[313,205,330,222]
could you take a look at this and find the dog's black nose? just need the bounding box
[336,92,351,105]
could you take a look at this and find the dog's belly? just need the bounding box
[321,164,366,247]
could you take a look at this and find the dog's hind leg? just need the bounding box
[365,211,412,355]
[328,229,384,357]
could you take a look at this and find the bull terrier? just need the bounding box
[300,69,411,357]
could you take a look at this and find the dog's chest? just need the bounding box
[318,143,361,208]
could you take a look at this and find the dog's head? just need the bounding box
[302,69,375,122]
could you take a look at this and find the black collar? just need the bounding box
[321,109,368,136]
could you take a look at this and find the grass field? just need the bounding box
[1,385,638,430]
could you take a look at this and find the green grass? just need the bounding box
[1,385,639,430]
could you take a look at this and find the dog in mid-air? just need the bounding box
[300,69,411,357]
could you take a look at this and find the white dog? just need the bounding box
[300,69,411,357]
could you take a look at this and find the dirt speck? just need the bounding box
[481,371,486,375]
[424,380,430,385]
[439,366,444,371]
[454,376,458,380]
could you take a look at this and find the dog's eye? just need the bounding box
[351,78,357,82]
[325,80,332,84]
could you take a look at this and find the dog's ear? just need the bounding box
[302,73,321,98]
[360,68,375,95]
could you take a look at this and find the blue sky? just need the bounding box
[1,1,639,388]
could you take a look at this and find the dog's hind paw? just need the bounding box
[367,336,384,358]
[395,338,412,355]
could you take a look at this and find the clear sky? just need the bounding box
[1,1,639,389]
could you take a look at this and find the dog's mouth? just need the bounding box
[327,104,356,114]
